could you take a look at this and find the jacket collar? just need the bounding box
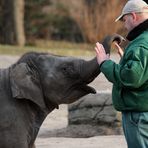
[126,19,148,41]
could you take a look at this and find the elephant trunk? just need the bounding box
[101,34,125,54]
[80,57,100,83]
[80,34,125,83]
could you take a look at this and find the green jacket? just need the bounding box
[100,30,148,111]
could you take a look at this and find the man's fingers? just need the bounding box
[114,42,122,52]
[113,42,124,57]
[95,42,105,53]
[114,42,120,49]
[95,47,99,54]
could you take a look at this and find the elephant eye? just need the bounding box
[61,64,79,78]
[62,67,67,71]
[62,66,72,74]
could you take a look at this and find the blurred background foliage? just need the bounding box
[0,0,128,54]
[25,0,127,43]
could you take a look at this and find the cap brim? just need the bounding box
[115,14,124,22]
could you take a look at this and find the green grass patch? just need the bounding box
[0,40,95,56]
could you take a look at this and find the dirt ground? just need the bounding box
[0,54,127,148]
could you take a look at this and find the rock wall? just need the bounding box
[68,91,123,136]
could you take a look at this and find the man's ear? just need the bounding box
[10,63,46,110]
[131,12,138,22]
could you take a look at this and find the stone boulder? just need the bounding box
[68,91,123,137]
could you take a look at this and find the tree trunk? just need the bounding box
[13,0,25,46]
[1,0,14,44]
[2,0,25,46]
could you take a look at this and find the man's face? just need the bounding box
[122,13,135,31]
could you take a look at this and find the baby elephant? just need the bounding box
[0,34,124,148]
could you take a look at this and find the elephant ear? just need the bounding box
[10,63,46,110]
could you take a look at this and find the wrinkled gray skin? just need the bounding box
[0,34,124,148]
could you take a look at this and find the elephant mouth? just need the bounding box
[78,77,97,94]
[79,84,96,94]
[60,83,96,104]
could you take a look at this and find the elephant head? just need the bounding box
[10,34,124,111]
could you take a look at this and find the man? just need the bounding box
[95,0,148,148]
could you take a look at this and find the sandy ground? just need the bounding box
[0,54,127,148]
[36,135,126,148]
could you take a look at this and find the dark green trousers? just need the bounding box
[122,111,148,148]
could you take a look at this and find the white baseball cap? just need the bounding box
[115,0,148,22]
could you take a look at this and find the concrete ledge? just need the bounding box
[68,91,122,135]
